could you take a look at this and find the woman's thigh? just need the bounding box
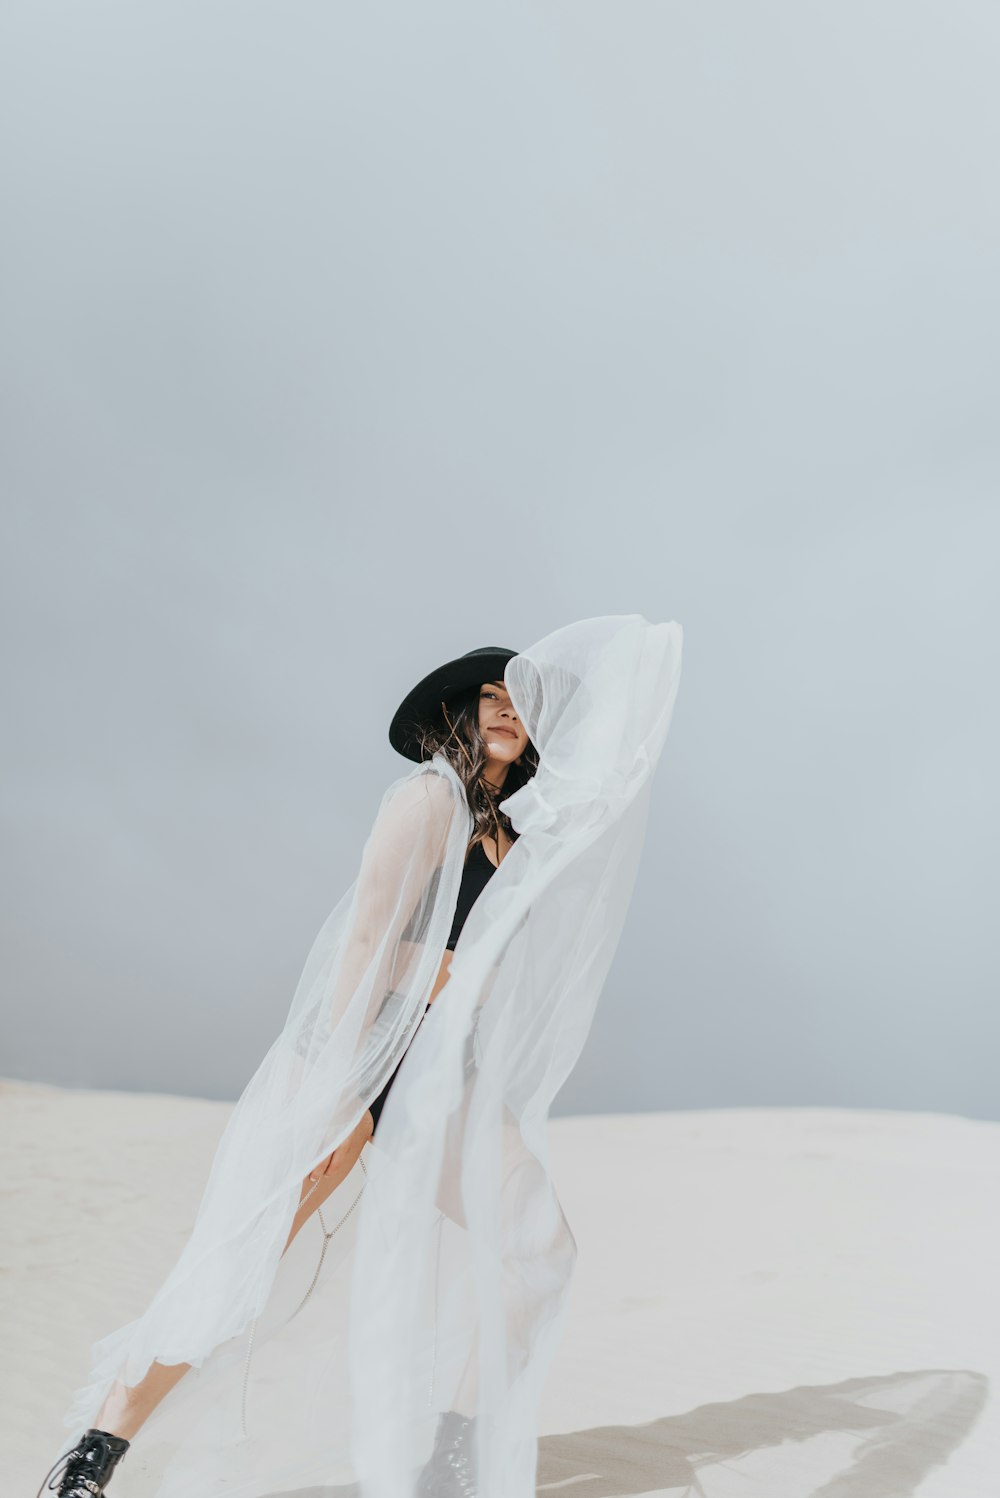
[434,1098,540,1233]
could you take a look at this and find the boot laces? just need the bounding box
[37,1432,124,1498]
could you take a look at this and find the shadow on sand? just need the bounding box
[534,1368,988,1497]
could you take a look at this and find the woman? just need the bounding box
[41,613,684,1498]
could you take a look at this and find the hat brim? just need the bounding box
[388,648,520,762]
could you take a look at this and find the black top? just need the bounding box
[445,839,499,950]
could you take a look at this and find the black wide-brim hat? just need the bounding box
[388,644,521,763]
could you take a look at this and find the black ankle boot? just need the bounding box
[38,1428,131,1498]
[415,1409,478,1497]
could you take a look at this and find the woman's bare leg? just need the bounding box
[92,1109,375,1441]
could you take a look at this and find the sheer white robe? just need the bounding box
[63,611,684,1498]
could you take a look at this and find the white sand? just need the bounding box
[4,1077,999,1496]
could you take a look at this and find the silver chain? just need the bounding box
[240,1147,370,1439]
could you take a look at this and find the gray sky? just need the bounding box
[2,2,996,1117]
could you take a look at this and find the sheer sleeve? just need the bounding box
[278,763,472,1142]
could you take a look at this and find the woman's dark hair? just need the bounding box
[414,683,539,856]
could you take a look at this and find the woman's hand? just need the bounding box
[283,1109,374,1256]
[308,1108,374,1183]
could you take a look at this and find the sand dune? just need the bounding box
[5,1078,998,1496]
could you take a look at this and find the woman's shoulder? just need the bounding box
[383,761,465,827]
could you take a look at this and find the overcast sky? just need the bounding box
[2,2,996,1117]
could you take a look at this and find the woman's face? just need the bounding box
[477,679,530,767]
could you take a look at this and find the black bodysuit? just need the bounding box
[367,840,499,1135]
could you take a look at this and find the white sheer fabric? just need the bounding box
[63,612,684,1498]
